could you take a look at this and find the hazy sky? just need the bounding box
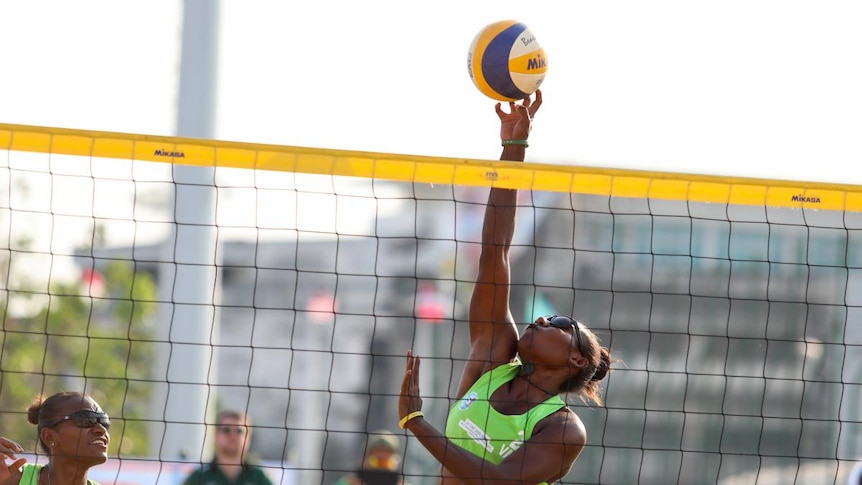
[1,0,860,186]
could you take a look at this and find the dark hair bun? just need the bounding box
[27,401,43,426]
[590,347,612,382]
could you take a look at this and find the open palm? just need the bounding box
[0,437,26,485]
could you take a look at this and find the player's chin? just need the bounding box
[518,328,537,351]
[84,453,109,466]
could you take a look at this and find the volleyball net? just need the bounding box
[1,123,861,484]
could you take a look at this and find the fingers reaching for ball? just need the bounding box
[530,89,543,116]
[497,90,542,142]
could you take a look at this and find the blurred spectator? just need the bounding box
[335,430,407,485]
[182,410,273,485]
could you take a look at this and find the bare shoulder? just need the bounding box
[516,407,588,481]
[536,407,587,446]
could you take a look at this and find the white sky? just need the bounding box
[1,0,862,288]
[1,0,860,185]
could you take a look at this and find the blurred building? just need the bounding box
[80,184,862,485]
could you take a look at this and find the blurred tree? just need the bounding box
[0,256,157,457]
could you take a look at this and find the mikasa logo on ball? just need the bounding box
[467,20,548,102]
[527,55,546,71]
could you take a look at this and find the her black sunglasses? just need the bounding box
[47,410,111,430]
[545,315,586,356]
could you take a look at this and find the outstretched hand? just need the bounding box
[398,351,424,429]
[0,437,25,485]
[496,89,542,142]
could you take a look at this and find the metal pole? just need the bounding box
[149,0,221,462]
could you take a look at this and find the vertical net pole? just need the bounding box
[148,0,222,462]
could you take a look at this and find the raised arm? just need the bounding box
[458,90,543,396]
[398,92,555,483]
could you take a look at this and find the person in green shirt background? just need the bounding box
[182,410,272,485]
[397,90,614,484]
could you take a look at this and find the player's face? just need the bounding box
[543,315,586,356]
[216,417,249,459]
[47,396,110,465]
[519,315,584,365]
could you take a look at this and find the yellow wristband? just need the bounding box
[399,411,424,429]
[501,139,529,147]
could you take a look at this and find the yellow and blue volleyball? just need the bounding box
[467,20,548,102]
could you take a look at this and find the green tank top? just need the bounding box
[19,463,100,485]
[445,362,566,483]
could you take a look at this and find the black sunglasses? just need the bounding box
[47,410,111,430]
[545,315,586,356]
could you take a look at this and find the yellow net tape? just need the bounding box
[2,123,860,211]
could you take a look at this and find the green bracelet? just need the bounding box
[501,139,529,147]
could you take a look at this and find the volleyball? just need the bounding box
[467,20,548,102]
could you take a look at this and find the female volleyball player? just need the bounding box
[398,89,613,484]
[0,392,109,485]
